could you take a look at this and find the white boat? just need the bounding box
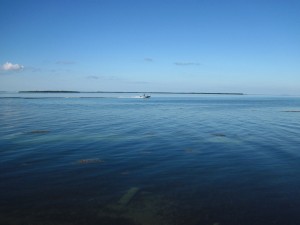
[141,93,151,98]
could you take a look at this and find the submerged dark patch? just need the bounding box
[27,130,50,134]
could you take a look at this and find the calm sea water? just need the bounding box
[1,93,300,225]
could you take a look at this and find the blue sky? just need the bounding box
[1,0,299,94]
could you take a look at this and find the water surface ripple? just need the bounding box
[1,95,300,225]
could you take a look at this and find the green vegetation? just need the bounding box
[19,91,80,93]
[19,91,244,95]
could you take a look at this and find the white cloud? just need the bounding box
[1,62,24,71]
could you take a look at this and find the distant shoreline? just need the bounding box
[19,91,244,95]
[19,91,80,93]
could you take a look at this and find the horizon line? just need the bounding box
[17,90,245,95]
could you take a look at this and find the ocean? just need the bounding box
[1,93,300,225]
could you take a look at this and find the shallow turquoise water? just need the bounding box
[1,94,300,225]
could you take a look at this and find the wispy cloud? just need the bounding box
[132,81,151,84]
[1,62,24,71]
[86,75,99,79]
[174,62,201,66]
[144,58,153,62]
[23,66,42,73]
[56,60,76,65]
[86,75,120,81]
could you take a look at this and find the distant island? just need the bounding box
[96,91,244,95]
[19,91,80,93]
[19,91,244,95]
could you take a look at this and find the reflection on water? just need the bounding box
[1,94,300,225]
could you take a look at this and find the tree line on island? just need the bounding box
[19,91,244,95]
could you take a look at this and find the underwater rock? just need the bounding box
[212,133,226,137]
[96,216,141,225]
[103,187,140,213]
[78,158,104,164]
[27,130,50,134]
[98,191,177,225]
[121,171,130,175]
[118,187,140,206]
[141,151,152,155]
[207,133,241,145]
[125,192,177,225]
[185,148,194,153]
